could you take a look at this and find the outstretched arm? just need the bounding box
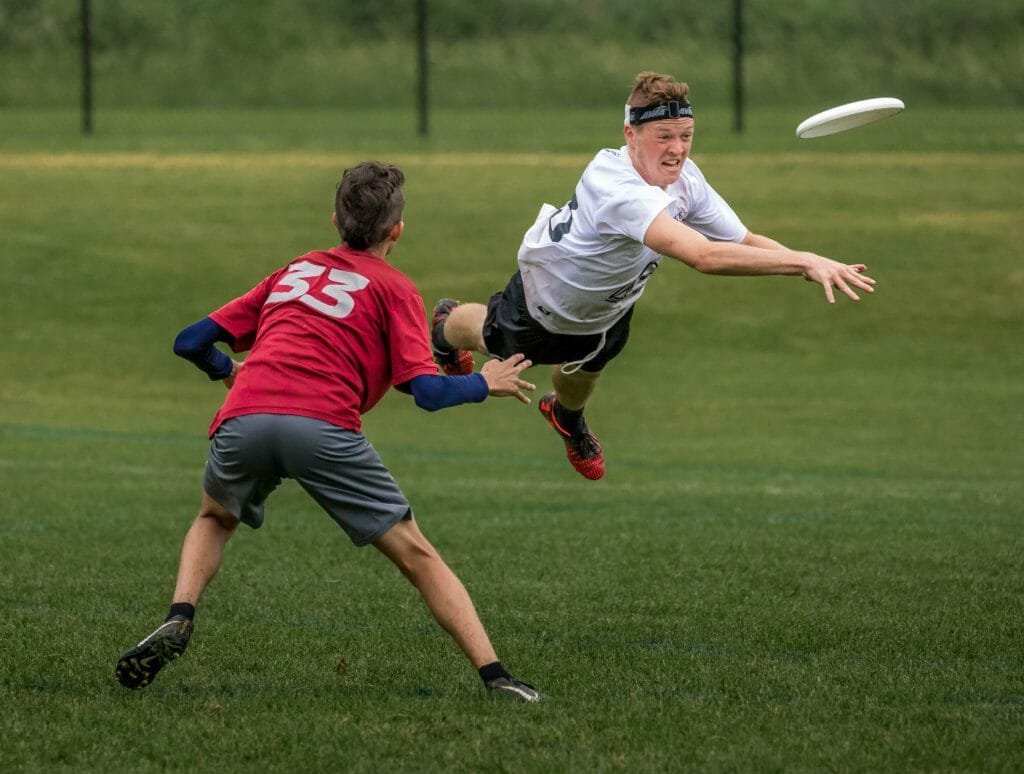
[399,354,536,411]
[644,211,876,303]
[742,230,788,251]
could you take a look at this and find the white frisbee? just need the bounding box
[796,97,905,139]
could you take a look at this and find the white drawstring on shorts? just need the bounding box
[559,330,607,375]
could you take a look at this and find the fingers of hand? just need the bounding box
[837,279,860,301]
[816,262,876,303]
[851,273,876,291]
[506,354,532,373]
[841,268,874,296]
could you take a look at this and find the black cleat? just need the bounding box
[116,615,193,689]
[485,676,544,702]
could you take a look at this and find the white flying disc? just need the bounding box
[796,97,905,139]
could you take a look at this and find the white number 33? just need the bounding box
[265,260,370,319]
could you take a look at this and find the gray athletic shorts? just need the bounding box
[203,414,412,546]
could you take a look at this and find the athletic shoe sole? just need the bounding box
[485,676,544,702]
[116,616,193,689]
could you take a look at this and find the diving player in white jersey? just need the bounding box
[432,71,876,480]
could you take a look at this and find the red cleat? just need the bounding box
[538,392,604,480]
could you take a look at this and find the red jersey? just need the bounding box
[208,245,438,435]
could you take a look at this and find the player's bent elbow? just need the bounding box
[413,394,444,412]
[172,333,200,360]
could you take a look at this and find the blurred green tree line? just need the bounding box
[1,0,1020,107]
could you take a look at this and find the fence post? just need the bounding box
[732,0,744,134]
[416,0,429,137]
[81,0,93,135]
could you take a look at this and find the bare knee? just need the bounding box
[393,538,442,582]
[197,493,240,533]
[374,521,444,582]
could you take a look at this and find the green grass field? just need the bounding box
[1,107,1022,772]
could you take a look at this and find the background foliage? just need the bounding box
[1,0,1022,108]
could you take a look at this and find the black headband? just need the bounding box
[628,100,694,125]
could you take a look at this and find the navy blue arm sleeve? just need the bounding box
[404,373,489,412]
[172,317,236,380]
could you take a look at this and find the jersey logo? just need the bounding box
[607,261,658,303]
[265,260,370,320]
[547,194,579,243]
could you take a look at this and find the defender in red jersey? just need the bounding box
[116,163,542,702]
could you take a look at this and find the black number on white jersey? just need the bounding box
[547,194,579,243]
[607,261,658,302]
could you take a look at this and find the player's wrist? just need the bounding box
[794,251,817,279]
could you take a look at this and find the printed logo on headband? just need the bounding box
[628,101,694,126]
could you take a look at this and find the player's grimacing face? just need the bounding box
[626,118,694,188]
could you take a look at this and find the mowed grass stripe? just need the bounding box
[3,422,1018,500]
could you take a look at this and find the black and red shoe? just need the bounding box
[431,298,475,376]
[538,392,605,480]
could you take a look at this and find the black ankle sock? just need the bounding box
[554,401,586,434]
[165,602,196,622]
[478,661,511,683]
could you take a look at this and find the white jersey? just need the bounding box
[518,146,747,335]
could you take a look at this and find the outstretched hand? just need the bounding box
[480,353,535,404]
[802,256,876,303]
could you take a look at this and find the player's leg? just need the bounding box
[171,493,239,605]
[115,494,238,689]
[373,518,541,701]
[373,517,495,667]
[540,367,606,481]
[116,415,276,689]
[285,418,535,698]
[538,306,636,480]
[551,365,602,410]
[432,273,533,375]
[439,302,489,353]
[431,300,486,375]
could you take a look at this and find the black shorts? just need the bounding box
[482,272,634,373]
